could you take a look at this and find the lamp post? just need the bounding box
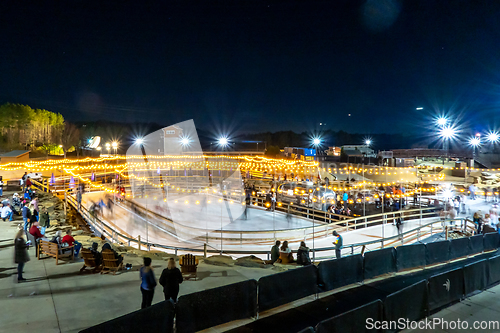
[468,135,481,183]
[217,136,230,253]
[439,125,456,164]
[363,139,371,217]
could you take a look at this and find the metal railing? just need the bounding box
[63,189,473,261]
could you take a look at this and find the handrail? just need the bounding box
[65,191,474,260]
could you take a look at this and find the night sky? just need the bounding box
[1,0,500,135]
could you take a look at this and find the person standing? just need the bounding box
[0,176,3,197]
[332,230,343,259]
[140,257,157,308]
[22,202,32,233]
[38,206,50,235]
[76,188,82,212]
[159,258,183,302]
[14,229,29,282]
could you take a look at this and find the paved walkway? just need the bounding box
[404,284,500,333]
[0,210,275,333]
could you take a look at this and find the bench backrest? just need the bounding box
[39,240,59,254]
[102,249,119,268]
[81,249,97,267]
[181,254,196,266]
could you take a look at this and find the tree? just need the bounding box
[60,122,80,158]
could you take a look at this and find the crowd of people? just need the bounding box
[268,231,344,266]
[472,205,500,235]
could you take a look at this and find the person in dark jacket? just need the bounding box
[38,206,50,235]
[296,241,311,266]
[270,240,281,263]
[102,242,123,265]
[159,258,183,302]
[89,242,102,266]
[140,257,157,308]
[22,202,31,232]
[14,229,29,282]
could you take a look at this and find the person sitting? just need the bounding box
[89,242,102,266]
[102,242,124,266]
[24,189,31,201]
[50,230,63,245]
[62,229,82,258]
[29,221,45,241]
[270,240,281,264]
[12,193,22,210]
[296,241,311,266]
[278,240,294,264]
[1,203,14,221]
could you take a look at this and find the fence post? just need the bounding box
[204,243,207,258]
[138,235,141,250]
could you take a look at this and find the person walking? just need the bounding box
[14,229,29,282]
[140,257,157,308]
[159,258,183,303]
[332,230,343,259]
[22,202,32,234]
[76,188,82,212]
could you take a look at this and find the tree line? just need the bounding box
[0,103,80,157]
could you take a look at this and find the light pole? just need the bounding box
[468,135,481,183]
[363,139,371,217]
[217,136,230,253]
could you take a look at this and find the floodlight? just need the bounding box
[436,117,448,127]
[469,137,481,147]
[218,137,229,147]
[487,131,500,143]
[439,125,456,139]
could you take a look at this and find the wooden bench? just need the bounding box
[179,254,198,280]
[80,249,101,273]
[101,249,123,275]
[38,240,74,265]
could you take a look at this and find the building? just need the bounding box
[0,150,30,163]
[283,147,316,161]
[341,145,376,158]
[325,146,341,156]
[162,125,184,155]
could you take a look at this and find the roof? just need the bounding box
[0,150,30,157]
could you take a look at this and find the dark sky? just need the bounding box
[1,0,500,135]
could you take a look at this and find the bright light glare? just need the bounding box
[218,137,229,147]
[436,117,448,127]
[112,141,118,148]
[443,189,454,199]
[487,132,500,143]
[416,107,423,110]
[135,137,144,145]
[469,137,481,147]
[365,139,371,146]
[439,126,456,139]
[180,137,190,146]
[312,138,321,146]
